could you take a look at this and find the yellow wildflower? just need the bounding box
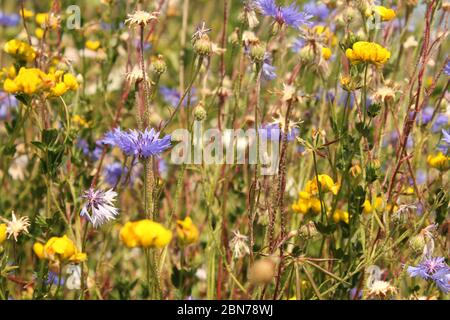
[366,6,396,22]
[50,82,68,97]
[176,217,199,245]
[33,242,45,259]
[4,39,36,63]
[63,73,78,90]
[120,219,172,249]
[37,235,86,262]
[362,196,384,214]
[20,8,34,18]
[427,152,449,171]
[332,209,349,224]
[305,174,340,196]
[322,47,332,60]
[345,41,391,66]
[35,28,44,39]
[0,224,6,244]
[85,40,101,51]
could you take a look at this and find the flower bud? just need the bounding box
[151,55,167,76]
[299,45,315,63]
[299,221,319,240]
[193,103,207,121]
[250,43,266,63]
[409,234,426,254]
[194,35,212,57]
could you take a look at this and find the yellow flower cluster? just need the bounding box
[4,40,36,63]
[332,209,349,224]
[362,197,384,214]
[345,41,391,66]
[3,67,78,97]
[292,191,323,215]
[305,174,340,196]
[292,175,339,215]
[427,152,449,171]
[33,235,87,263]
[120,219,172,248]
[366,6,396,22]
[0,224,6,245]
[176,217,199,245]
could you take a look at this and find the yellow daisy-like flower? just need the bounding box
[120,219,172,249]
[427,152,449,171]
[176,217,199,245]
[345,41,391,67]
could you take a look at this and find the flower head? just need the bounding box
[229,230,250,259]
[120,220,172,248]
[3,39,36,62]
[102,127,171,159]
[366,6,396,22]
[345,41,391,67]
[34,235,87,263]
[125,10,159,27]
[427,152,449,171]
[255,0,312,28]
[0,224,6,244]
[3,212,30,241]
[0,12,20,27]
[176,216,199,245]
[80,188,119,228]
[407,257,449,280]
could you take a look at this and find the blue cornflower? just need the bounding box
[407,256,449,280]
[255,0,312,28]
[444,60,450,76]
[102,127,171,159]
[46,271,64,286]
[0,91,18,120]
[442,129,450,145]
[304,1,330,22]
[160,86,198,108]
[262,53,277,81]
[0,11,20,27]
[432,268,450,294]
[76,139,103,162]
[103,162,129,186]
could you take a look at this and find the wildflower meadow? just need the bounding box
[0,0,449,302]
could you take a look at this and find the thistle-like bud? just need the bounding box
[299,221,319,240]
[409,234,426,254]
[194,34,212,57]
[299,45,315,63]
[151,55,167,76]
[250,43,266,64]
[193,103,207,121]
[228,28,240,46]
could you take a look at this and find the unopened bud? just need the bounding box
[194,35,212,57]
[193,103,207,121]
[250,43,266,63]
[151,55,167,75]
